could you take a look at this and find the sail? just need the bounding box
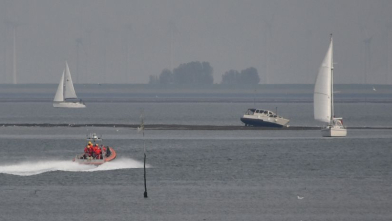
[314,38,332,123]
[53,71,65,102]
[63,61,78,99]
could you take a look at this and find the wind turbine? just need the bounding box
[363,36,372,85]
[4,20,22,84]
[83,28,93,83]
[102,27,113,84]
[262,13,274,85]
[125,24,132,83]
[386,22,392,84]
[75,38,83,84]
[168,21,179,71]
[360,24,373,85]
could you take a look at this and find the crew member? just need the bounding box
[102,145,107,157]
[84,142,93,159]
[95,146,102,159]
[93,144,100,159]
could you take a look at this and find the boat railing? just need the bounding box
[86,133,102,141]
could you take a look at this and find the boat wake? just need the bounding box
[0,158,150,176]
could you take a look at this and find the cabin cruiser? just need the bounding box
[73,133,116,165]
[240,108,290,127]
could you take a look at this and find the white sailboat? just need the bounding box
[53,62,86,108]
[314,35,346,137]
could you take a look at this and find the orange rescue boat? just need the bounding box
[73,133,117,166]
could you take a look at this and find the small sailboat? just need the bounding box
[53,61,86,108]
[314,35,347,137]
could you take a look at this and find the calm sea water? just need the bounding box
[0,98,391,220]
[1,102,392,127]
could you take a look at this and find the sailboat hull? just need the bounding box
[321,127,347,137]
[53,102,86,108]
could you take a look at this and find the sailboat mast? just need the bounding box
[330,34,334,121]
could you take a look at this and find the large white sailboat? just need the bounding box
[53,62,86,108]
[314,35,346,137]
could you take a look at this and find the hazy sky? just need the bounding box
[1,0,391,84]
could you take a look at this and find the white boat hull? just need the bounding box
[53,102,86,108]
[321,127,347,137]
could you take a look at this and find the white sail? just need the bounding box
[53,71,65,102]
[314,38,332,123]
[64,61,78,99]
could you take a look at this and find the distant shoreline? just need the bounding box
[1,123,391,130]
[1,84,391,103]
[0,98,391,103]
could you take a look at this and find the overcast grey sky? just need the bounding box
[1,0,391,84]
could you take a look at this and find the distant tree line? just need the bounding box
[149,61,260,85]
[149,61,213,85]
[221,67,260,85]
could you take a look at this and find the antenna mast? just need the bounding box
[12,25,17,84]
[138,111,148,198]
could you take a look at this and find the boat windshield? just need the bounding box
[245,109,255,115]
[333,119,344,126]
[86,133,102,142]
[259,110,267,114]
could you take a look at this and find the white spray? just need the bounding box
[0,158,150,176]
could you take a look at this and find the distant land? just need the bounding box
[0,84,391,103]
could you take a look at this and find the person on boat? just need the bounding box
[91,144,97,158]
[83,147,88,159]
[83,142,93,159]
[89,143,95,158]
[106,146,111,157]
[102,145,107,157]
[95,146,102,159]
[92,144,100,159]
